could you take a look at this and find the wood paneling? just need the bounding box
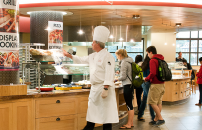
[13,99,34,130]
[0,103,12,130]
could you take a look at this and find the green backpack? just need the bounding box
[127,62,144,88]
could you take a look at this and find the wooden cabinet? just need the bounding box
[77,96,88,130]
[0,99,34,130]
[36,97,77,118]
[36,115,77,130]
[0,102,12,130]
[35,96,78,130]
[12,99,34,130]
[163,79,191,102]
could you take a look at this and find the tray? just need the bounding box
[32,55,54,62]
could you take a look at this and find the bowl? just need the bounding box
[36,87,54,92]
[55,87,71,91]
[71,86,82,90]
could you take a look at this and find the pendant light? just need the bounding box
[77,10,84,35]
[109,14,114,39]
[119,25,123,41]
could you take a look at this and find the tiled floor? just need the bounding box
[95,89,202,130]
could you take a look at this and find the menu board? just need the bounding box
[0,0,19,70]
[48,21,63,49]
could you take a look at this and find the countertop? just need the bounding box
[0,85,123,101]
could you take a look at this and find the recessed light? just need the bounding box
[109,35,114,39]
[175,23,182,27]
[119,38,124,41]
[132,15,140,19]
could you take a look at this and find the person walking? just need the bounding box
[145,46,165,126]
[134,55,143,115]
[137,54,155,123]
[196,57,202,106]
[115,49,134,129]
[63,26,119,130]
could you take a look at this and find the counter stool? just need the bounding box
[191,80,196,94]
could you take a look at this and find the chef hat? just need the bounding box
[93,26,110,43]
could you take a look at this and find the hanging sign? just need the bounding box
[0,0,19,70]
[48,21,63,49]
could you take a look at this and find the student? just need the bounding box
[115,49,134,129]
[196,57,202,106]
[137,54,155,123]
[134,55,143,115]
[182,59,195,80]
[145,46,165,126]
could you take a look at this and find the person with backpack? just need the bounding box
[137,54,155,123]
[145,46,166,126]
[115,49,134,129]
[134,55,143,115]
[196,57,202,106]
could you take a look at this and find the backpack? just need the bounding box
[127,62,144,88]
[153,58,172,81]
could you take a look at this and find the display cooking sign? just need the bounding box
[0,0,19,70]
[48,21,63,49]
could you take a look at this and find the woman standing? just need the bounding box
[134,55,143,115]
[137,54,155,124]
[196,57,202,106]
[115,49,134,129]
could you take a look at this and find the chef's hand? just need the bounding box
[101,86,109,98]
[62,49,73,59]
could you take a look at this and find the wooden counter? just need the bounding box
[0,86,125,130]
[163,76,191,103]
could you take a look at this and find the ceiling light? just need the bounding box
[119,38,124,41]
[175,23,182,27]
[172,43,175,46]
[130,39,135,42]
[44,27,53,31]
[109,35,114,39]
[132,15,140,19]
[101,22,106,24]
[164,42,167,45]
[77,30,84,35]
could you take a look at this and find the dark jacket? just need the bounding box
[145,54,164,84]
[185,63,195,79]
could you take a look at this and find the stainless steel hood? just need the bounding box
[63,25,144,43]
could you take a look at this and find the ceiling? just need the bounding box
[20,5,202,33]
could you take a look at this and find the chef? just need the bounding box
[62,26,119,130]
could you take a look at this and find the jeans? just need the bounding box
[199,84,202,104]
[138,81,155,120]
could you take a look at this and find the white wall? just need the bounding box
[63,46,89,56]
[151,32,176,62]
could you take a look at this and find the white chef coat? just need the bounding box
[72,48,119,124]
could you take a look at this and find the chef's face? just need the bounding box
[92,41,100,51]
